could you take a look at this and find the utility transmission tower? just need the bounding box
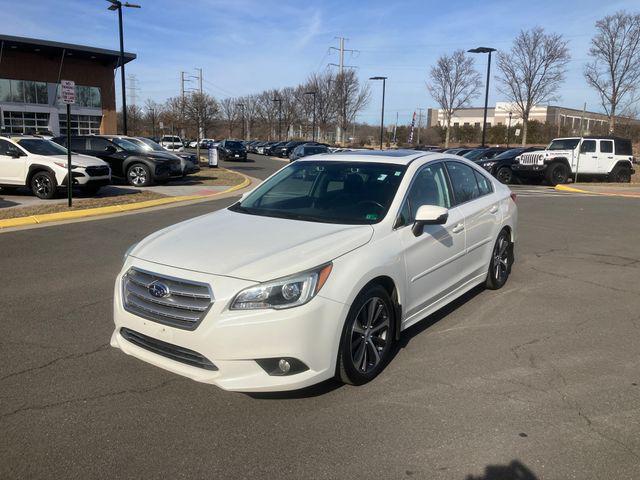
[127,74,139,107]
[329,37,358,144]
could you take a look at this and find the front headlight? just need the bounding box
[123,242,138,262]
[230,263,332,310]
[482,161,497,168]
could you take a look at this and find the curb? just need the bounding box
[555,184,640,198]
[0,170,252,230]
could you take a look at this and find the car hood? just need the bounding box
[49,154,108,167]
[130,208,374,282]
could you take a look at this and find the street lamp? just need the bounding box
[304,91,317,142]
[369,76,387,150]
[467,46,496,147]
[236,102,245,140]
[107,0,140,135]
[272,97,282,141]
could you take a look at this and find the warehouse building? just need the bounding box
[426,102,640,133]
[0,34,135,136]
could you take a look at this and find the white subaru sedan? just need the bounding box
[112,150,517,392]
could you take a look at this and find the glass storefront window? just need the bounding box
[58,114,102,135]
[0,79,48,104]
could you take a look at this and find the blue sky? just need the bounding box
[2,0,638,124]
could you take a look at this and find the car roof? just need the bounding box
[11,136,42,141]
[296,149,448,165]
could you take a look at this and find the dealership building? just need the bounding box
[427,102,640,133]
[0,34,135,136]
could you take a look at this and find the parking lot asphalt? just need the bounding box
[1,153,640,479]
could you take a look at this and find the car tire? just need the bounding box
[609,164,631,183]
[30,171,58,199]
[496,166,513,184]
[486,229,513,290]
[126,163,153,187]
[545,162,569,186]
[338,284,396,386]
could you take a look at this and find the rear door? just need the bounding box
[398,161,467,322]
[598,139,614,173]
[446,161,501,281]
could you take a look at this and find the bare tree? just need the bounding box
[427,50,482,147]
[144,99,162,138]
[305,72,338,141]
[333,70,370,144]
[497,27,570,145]
[219,98,239,137]
[183,92,218,139]
[584,11,640,133]
[126,104,143,135]
[239,94,259,140]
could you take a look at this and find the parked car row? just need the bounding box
[241,139,331,161]
[0,133,201,200]
[442,137,635,185]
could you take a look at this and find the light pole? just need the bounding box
[467,47,496,147]
[107,0,140,135]
[272,97,282,141]
[506,111,512,148]
[236,103,245,140]
[369,76,387,150]
[304,91,317,142]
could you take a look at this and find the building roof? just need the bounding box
[0,34,136,67]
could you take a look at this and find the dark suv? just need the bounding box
[218,140,247,161]
[54,135,181,186]
[274,141,306,158]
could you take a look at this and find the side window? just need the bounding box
[600,140,613,154]
[398,163,452,226]
[615,139,632,155]
[0,139,14,156]
[580,140,596,153]
[474,170,493,196]
[70,137,86,151]
[446,162,480,205]
[88,138,112,152]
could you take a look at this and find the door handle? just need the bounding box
[489,205,499,214]
[591,156,597,158]
[452,223,464,234]
[607,156,613,159]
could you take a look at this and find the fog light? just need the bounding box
[278,358,290,374]
[255,357,309,376]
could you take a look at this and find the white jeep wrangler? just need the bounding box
[0,136,111,199]
[512,136,635,185]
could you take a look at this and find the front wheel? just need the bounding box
[495,166,513,184]
[338,285,395,386]
[486,230,513,290]
[126,163,153,187]
[545,163,569,186]
[31,171,58,199]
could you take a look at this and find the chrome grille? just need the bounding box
[120,327,217,370]
[519,153,542,165]
[122,268,213,330]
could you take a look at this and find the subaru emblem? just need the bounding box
[148,281,170,298]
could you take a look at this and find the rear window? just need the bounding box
[615,139,633,155]
[225,141,243,148]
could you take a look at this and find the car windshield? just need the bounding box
[112,138,146,153]
[463,149,488,160]
[229,161,406,224]
[17,138,68,156]
[135,137,165,151]
[492,148,525,160]
[225,141,243,148]
[548,138,580,150]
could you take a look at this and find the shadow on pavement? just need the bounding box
[465,460,538,480]
[245,377,343,400]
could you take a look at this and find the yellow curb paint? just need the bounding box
[0,170,253,230]
[555,184,640,198]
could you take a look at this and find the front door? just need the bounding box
[0,139,27,185]
[398,162,467,323]
[578,139,598,174]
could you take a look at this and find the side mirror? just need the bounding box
[412,205,449,237]
[239,191,250,201]
[8,148,24,158]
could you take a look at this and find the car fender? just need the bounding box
[610,159,634,173]
[123,155,155,173]
[27,164,64,186]
[544,156,571,169]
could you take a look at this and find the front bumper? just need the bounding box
[511,163,547,173]
[61,170,111,187]
[111,258,347,392]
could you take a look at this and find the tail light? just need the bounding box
[510,192,517,203]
